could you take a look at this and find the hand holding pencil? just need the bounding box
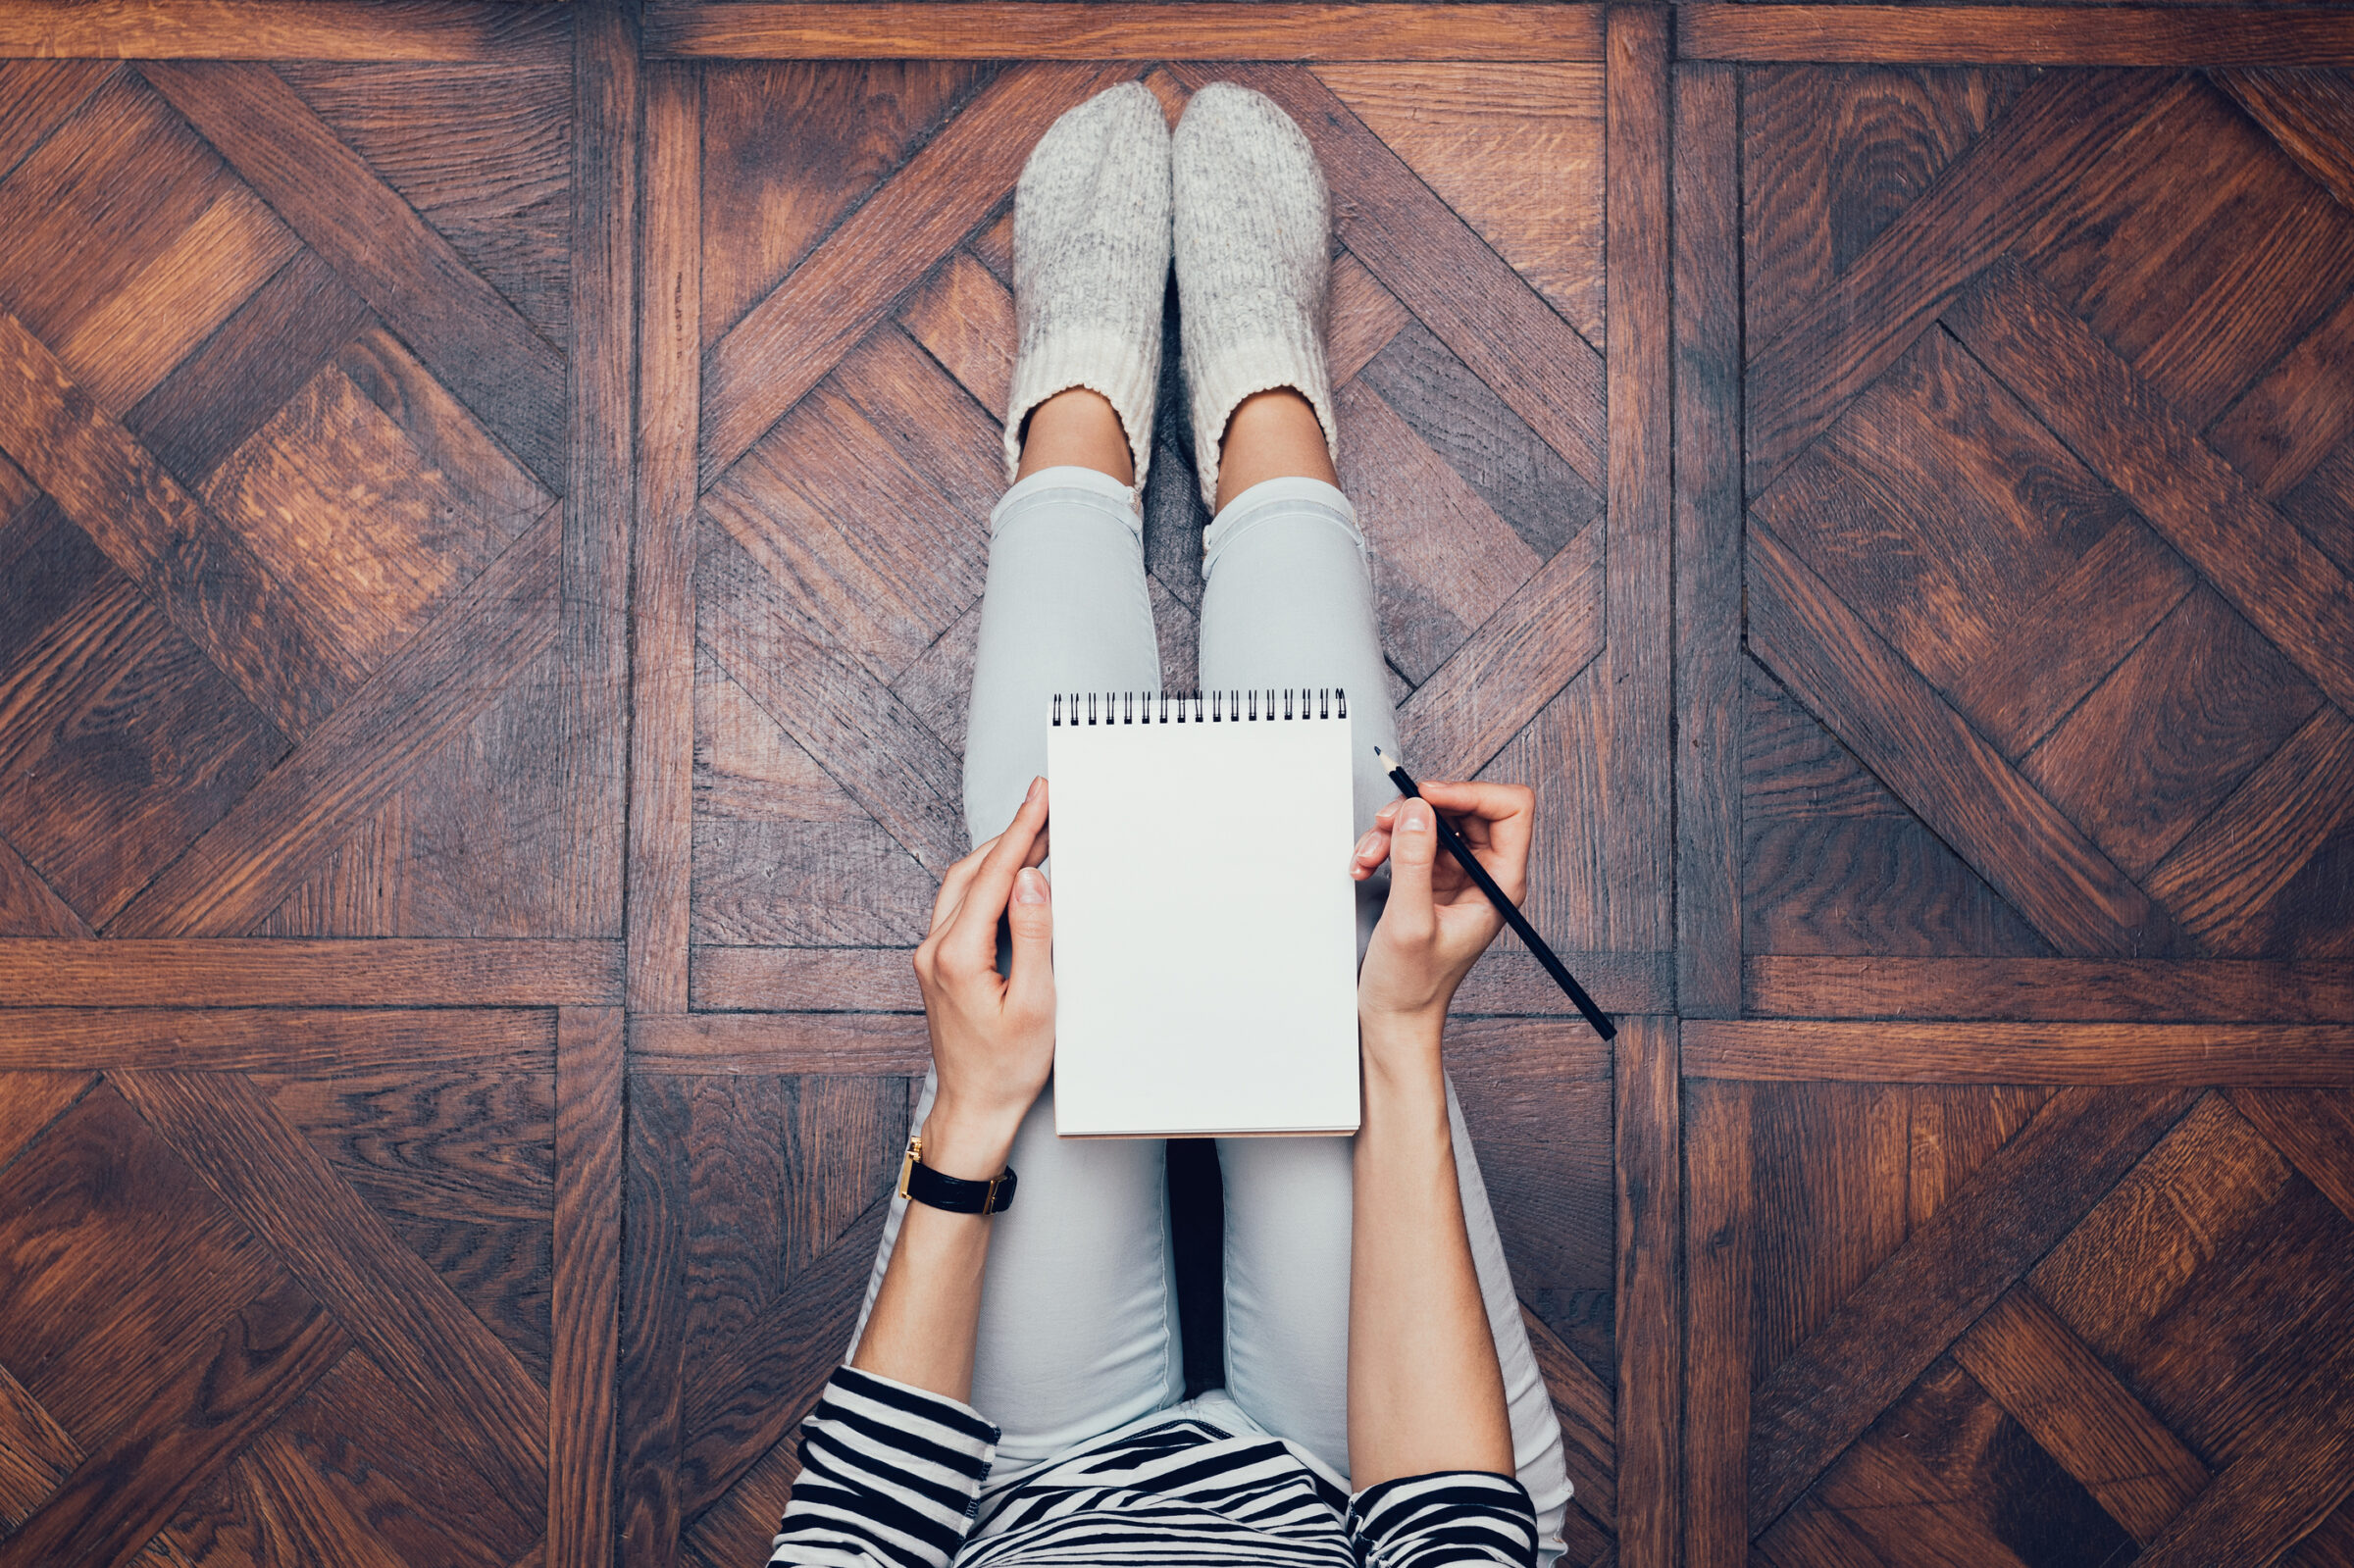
[1354,748,1615,1042]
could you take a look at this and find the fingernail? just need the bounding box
[1402,802,1428,832]
[1015,868,1047,904]
[1354,830,1381,862]
[1026,776,1043,802]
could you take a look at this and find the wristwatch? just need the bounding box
[897,1133,1018,1215]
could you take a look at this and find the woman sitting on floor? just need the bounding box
[766,80,1575,1568]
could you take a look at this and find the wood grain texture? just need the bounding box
[1746,1086,2195,1534]
[677,1198,889,1514]
[2218,67,2354,217]
[619,1073,691,1568]
[1680,8,2354,67]
[551,1007,623,1568]
[699,522,966,877]
[0,938,617,1007]
[0,1275,346,1568]
[1673,63,1742,1018]
[110,503,563,936]
[1684,1020,2354,1085]
[1520,1304,1616,1533]
[0,1009,550,1073]
[112,1069,552,1505]
[1743,69,2178,494]
[631,63,700,1015]
[1603,7,1672,958]
[1614,1014,1679,1568]
[0,3,568,61]
[1747,523,2169,958]
[1944,258,2354,719]
[648,4,1607,62]
[0,306,348,738]
[143,61,566,490]
[1951,1287,2209,1543]
[1176,62,1609,491]
[700,61,1127,484]
[2228,1088,2354,1229]
[1745,956,2354,1023]
[2143,707,2354,957]
[1397,514,1605,780]
[564,0,637,948]
[629,1013,932,1077]
[1681,1079,1751,1568]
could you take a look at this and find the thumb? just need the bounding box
[1384,798,1437,940]
[1006,866,1054,1010]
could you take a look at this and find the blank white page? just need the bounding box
[1047,698,1360,1137]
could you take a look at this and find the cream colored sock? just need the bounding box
[1004,81,1171,492]
[1172,82,1339,514]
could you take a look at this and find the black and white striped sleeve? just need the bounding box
[1346,1471,1539,1568]
[768,1366,1000,1568]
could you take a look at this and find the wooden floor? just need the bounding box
[1,4,2350,1566]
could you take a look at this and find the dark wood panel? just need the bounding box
[1745,956,2354,1023]
[0,1009,553,1072]
[0,938,618,1007]
[1614,1016,1680,1568]
[551,1006,624,1568]
[1671,62,1743,1018]
[1685,1021,2354,1085]
[646,4,1608,63]
[0,2,568,61]
[1680,8,2354,67]
[629,1013,932,1077]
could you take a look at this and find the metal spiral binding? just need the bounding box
[1047,687,1353,724]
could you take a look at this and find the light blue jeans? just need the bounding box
[849,465,1573,1561]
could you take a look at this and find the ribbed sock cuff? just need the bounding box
[1185,321,1337,514]
[1003,328,1160,493]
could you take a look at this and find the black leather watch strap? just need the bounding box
[897,1134,1017,1215]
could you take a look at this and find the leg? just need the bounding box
[1200,407,1573,1557]
[850,396,1183,1469]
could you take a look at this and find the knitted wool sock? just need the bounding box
[1172,82,1338,514]
[1004,81,1171,492]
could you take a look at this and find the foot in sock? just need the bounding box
[1172,82,1340,515]
[1005,81,1172,493]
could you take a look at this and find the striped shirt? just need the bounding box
[770,1366,1538,1568]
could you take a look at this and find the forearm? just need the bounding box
[1347,1022,1514,1485]
[848,1101,1020,1403]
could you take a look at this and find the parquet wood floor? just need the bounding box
[0,6,2348,1567]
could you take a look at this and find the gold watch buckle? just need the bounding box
[897,1133,922,1201]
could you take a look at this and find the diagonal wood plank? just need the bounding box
[1398,514,1604,780]
[1172,61,1607,490]
[0,60,115,179]
[2133,1336,2354,1568]
[0,307,347,737]
[2228,1087,2354,1229]
[700,525,966,876]
[1944,258,2354,718]
[1951,1287,2210,1543]
[110,502,563,937]
[2215,67,2354,214]
[0,1356,77,1531]
[677,1197,889,1516]
[1747,522,2170,958]
[700,61,1131,485]
[141,60,566,490]
[1746,1086,2198,1534]
[1743,69,2182,495]
[0,1070,91,1181]
[113,1069,551,1507]
[1520,1303,1616,1533]
[0,1275,346,1568]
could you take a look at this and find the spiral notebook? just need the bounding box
[1047,688,1361,1138]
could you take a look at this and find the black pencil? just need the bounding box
[1372,746,1616,1041]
